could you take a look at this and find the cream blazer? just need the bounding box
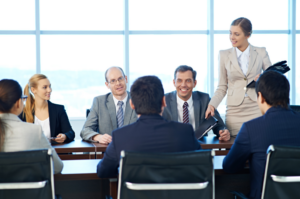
[1,113,63,174]
[209,45,271,108]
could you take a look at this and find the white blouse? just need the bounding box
[34,116,51,138]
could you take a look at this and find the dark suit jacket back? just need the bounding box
[20,101,75,143]
[223,107,300,199]
[97,114,202,178]
[163,91,225,136]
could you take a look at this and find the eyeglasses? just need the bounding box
[21,95,28,102]
[108,76,125,84]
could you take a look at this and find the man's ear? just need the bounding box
[105,81,109,89]
[258,92,266,104]
[162,96,166,108]
[124,75,128,84]
[193,79,197,88]
[129,99,135,110]
[173,79,176,87]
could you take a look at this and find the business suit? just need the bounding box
[1,113,63,174]
[97,114,201,178]
[163,91,225,137]
[223,107,300,199]
[20,101,75,143]
[209,45,271,135]
[80,92,137,140]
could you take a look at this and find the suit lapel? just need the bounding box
[170,91,178,121]
[48,101,56,137]
[106,94,117,130]
[229,47,245,76]
[192,92,201,130]
[124,92,134,125]
[246,45,258,76]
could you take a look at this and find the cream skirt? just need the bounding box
[225,97,262,136]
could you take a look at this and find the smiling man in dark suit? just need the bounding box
[163,65,230,141]
[80,67,137,144]
[97,76,201,178]
[223,71,300,199]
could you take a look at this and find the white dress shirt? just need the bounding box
[34,116,51,138]
[176,94,195,130]
[236,45,250,97]
[113,93,128,115]
[236,45,250,75]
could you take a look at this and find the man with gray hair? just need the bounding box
[80,67,137,144]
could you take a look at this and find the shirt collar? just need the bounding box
[112,92,128,107]
[176,93,193,108]
[236,44,250,58]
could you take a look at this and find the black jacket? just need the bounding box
[20,101,75,143]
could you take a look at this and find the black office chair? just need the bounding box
[290,105,300,113]
[86,109,90,118]
[117,150,215,199]
[0,149,58,199]
[261,145,300,199]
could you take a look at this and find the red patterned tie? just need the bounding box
[183,102,189,124]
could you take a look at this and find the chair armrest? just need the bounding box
[0,181,47,190]
[271,175,300,183]
[125,182,209,190]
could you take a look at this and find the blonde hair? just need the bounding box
[23,74,48,123]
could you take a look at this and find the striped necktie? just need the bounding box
[117,101,124,128]
[183,102,189,124]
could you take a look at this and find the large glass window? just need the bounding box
[129,35,207,93]
[0,35,36,88]
[214,0,288,30]
[40,35,124,117]
[40,0,123,30]
[0,0,35,30]
[0,0,296,117]
[129,0,207,30]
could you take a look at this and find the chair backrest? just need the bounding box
[290,105,300,113]
[86,109,90,118]
[262,145,300,199]
[117,150,215,199]
[0,149,55,199]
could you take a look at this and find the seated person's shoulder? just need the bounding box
[93,93,112,103]
[167,120,194,132]
[193,91,210,99]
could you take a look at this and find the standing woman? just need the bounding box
[205,17,271,136]
[0,79,63,174]
[21,74,75,143]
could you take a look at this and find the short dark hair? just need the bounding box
[174,65,197,81]
[255,71,290,109]
[231,17,252,36]
[130,76,164,115]
[105,67,125,82]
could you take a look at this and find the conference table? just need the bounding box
[54,156,250,199]
[52,136,236,160]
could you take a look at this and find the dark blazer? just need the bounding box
[20,101,75,143]
[97,114,202,178]
[163,91,225,136]
[223,107,300,199]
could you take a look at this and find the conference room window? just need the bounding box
[129,35,208,93]
[0,0,297,118]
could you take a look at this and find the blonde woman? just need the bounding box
[205,17,272,136]
[0,79,63,173]
[21,74,75,143]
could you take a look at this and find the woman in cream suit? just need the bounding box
[0,79,63,174]
[205,17,271,136]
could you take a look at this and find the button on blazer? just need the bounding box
[210,45,272,108]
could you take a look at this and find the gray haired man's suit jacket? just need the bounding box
[162,91,225,137]
[80,92,137,140]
